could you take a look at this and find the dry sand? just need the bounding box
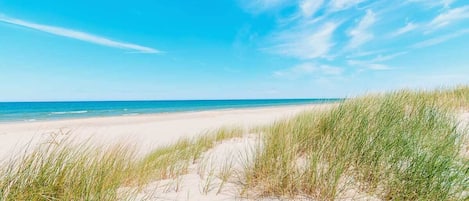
[0,104,332,160]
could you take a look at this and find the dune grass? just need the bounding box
[0,137,139,200]
[137,127,244,182]
[0,86,468,200]
[0,127,244,201]
[241,86,469,200]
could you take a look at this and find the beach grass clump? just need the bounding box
[0,127,245,200]
[0,138,139,201]
[242,86,469,200]
[427,85,469,109]
[139,127,244,182]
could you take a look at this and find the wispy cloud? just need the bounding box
[347,59,392,70]
[347,9,376,49]
[412,28,469,48]
[328,0,367,11]
[346,49,388,58]
[428,6,469,30]
[391,22,418,37]
[441,0,455,8]
[0,15,161,54]
[347,52,404,70]
[237,0,290,13]
[267,22,338,59]
[371,52,407,62]
[299,0,324,18]
[363,63,391,70]
[274,62,343,79]
[407,0,454,9]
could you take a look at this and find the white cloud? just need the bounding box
[366,63,392,70]
[391,22,418,37]
[329,0,366,11]
[274,62,343,78]
[0,15,161,54]
[347,9,376,49]
[428,6,469,29]
[407,0,454,8]
[268,22,338,59]
[441,0,454,8]
[346,49,387,58]
[348,59,392,70]
[347,52,404,70]
[238,0,290,13]
[412,29,469,48]
[300,0,324,18]
[320,65,344,75]
[370,52,407,62]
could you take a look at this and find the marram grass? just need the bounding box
[137,127,244,183]
[0,127,244,201]
[242,86,469,200]
[0,138,139,201]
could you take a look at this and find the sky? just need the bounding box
[0,0,468,101]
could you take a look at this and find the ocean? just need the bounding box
[0,99,341,122]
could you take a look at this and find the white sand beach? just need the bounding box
[0,104,332,160]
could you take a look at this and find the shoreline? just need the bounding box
[0,101,341,124]
[0,103,335,159]
[0,102,333,125]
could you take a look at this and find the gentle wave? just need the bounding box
[0,99,340,122]
[50,110,88,115]
[122,113,139,116]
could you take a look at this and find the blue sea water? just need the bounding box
[0,99,341,122]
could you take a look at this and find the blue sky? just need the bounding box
[0,0,468,101]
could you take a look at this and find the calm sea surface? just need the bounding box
[0,99,341,122]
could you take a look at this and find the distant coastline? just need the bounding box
[0,99,342,122]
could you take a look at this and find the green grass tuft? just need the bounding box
[242,86,469,200]
[0,138,139,201]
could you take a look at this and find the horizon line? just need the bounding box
[0,98,345,103]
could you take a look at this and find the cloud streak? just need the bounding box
[391,22,418,37]
[347,9,376,49]
[407,0,454,9]
[412,29,469,48]
[238,0,290,13]
[428,6,469,30]
[347,59,392,70]
[268,22,338,59]
[300,0,324,18]
[274,62,343,79]
[346,52,405,71]
[329,0,367,11]
[0,15,161,54]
